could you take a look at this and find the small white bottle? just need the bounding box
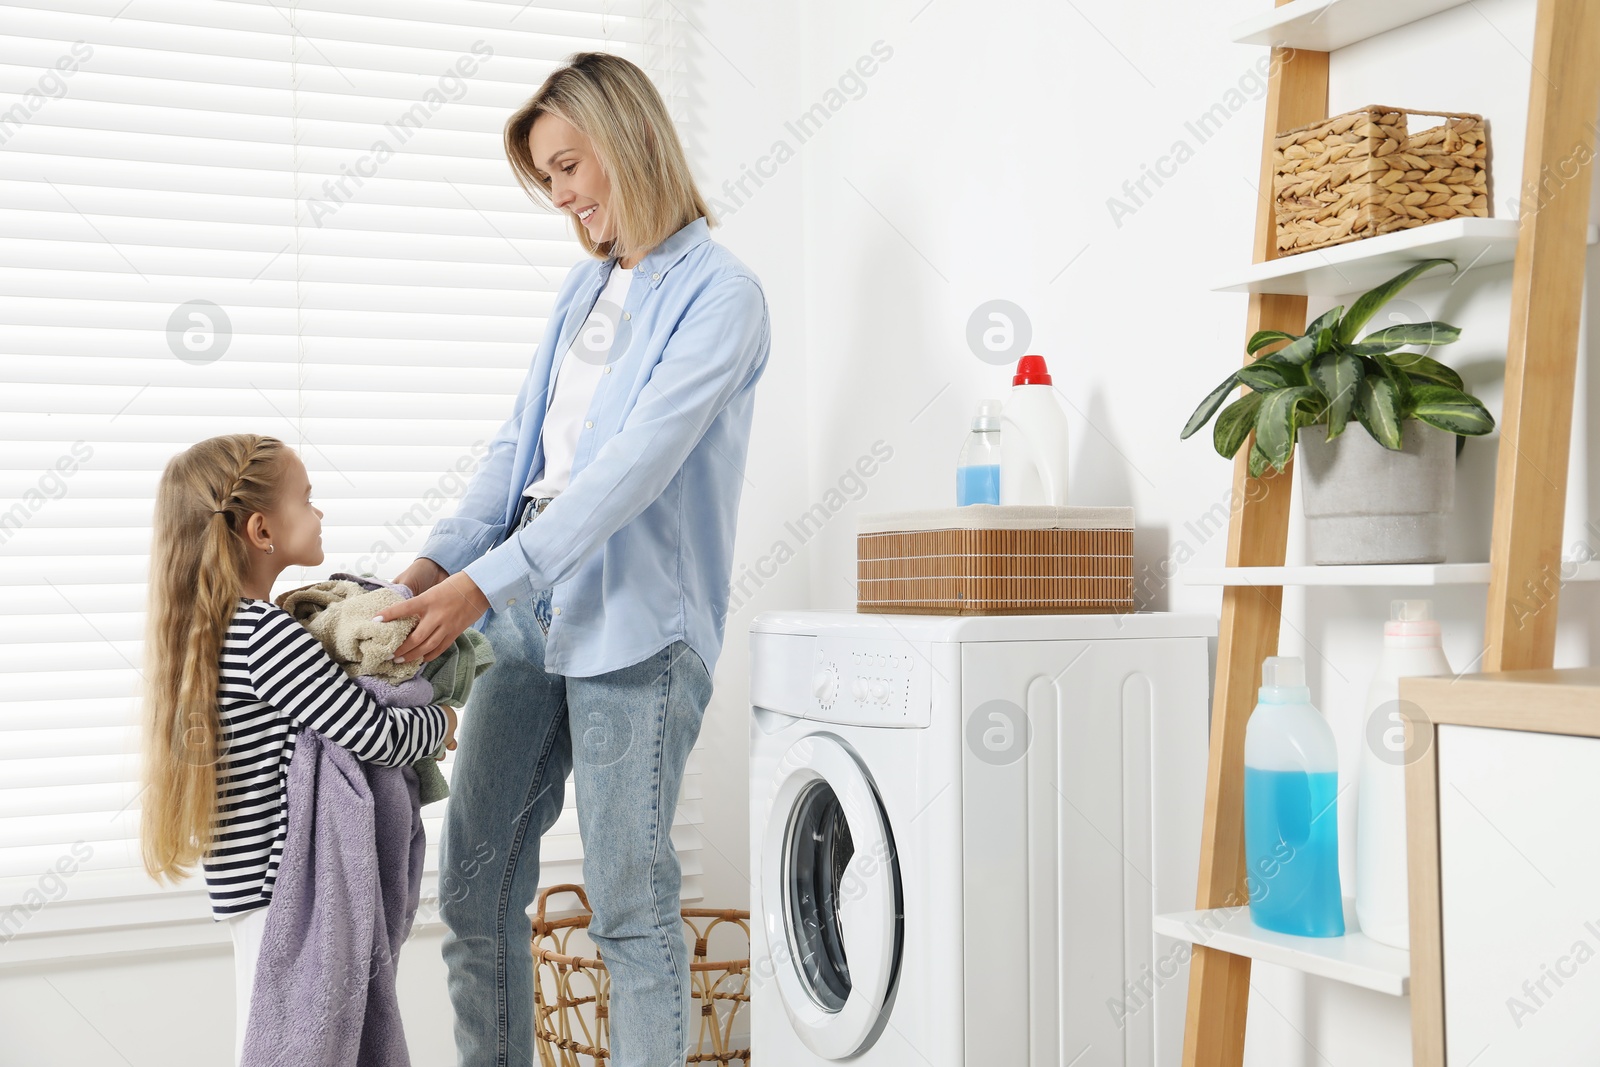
[956,399,1002,506]
[999,354,1070,506]
[1355,599,1452,950]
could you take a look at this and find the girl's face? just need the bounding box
[262,451,324,567]
[529,112,616,245]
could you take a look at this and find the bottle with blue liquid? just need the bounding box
[1243,655,1345,937]
[956,399,1002,506]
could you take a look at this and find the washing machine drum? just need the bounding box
[761,734,904,1060]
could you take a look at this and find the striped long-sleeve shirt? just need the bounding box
[200,597,450,919]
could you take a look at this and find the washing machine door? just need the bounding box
[761,733,903,1060]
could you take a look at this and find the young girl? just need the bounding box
[137,433,459,1066]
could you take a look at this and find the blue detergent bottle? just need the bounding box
[955,398,1002,506]
[1243,655,1345,937]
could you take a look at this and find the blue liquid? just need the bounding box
[957,464,1000,506]
[1243,767,1345,937]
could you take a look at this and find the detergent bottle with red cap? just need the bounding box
[999,354,1071,505]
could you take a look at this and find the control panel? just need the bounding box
[808,636,932,728]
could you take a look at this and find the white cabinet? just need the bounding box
[1436,724,1600,1063]
[1404,668,1600,1065]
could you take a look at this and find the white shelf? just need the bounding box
[1153,903,1409,996]
[1181,560,1600,587]
[1214,218,1600,297]
[1229,0,1468,51]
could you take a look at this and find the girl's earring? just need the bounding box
[266,545,275,555]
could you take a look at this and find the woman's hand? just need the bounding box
[394,556,449,596]
[376,572,490,665]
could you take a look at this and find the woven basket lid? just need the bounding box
[858,504,1134,535]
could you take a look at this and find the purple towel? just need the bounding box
[240,729,425,1067]
[355,673,433,707]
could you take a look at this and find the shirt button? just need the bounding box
[585,420,593,428]
[506,597,517,606]
[554,606,562,615]
[622,311,631,320]
[651,272,660,281]
[603,366,612,374]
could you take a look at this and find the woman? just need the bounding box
[374,52,770,1067]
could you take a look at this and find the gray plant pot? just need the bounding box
[1296,420,1455,565]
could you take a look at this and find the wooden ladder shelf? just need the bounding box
[1180,1,1600,1064]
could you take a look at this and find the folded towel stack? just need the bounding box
[274,573,496,806]
[276,580,421,684]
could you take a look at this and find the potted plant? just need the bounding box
[1180,258,1495,564]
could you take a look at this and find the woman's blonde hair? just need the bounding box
[139,433,288,884]
[505,51,713,262]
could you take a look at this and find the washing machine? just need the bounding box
[748,609,1216,1066]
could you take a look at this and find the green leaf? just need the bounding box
[1336,259,1457,343]
[1254,386,1319,471]
[1308,351,1365,441]
[1371,353,1413,410]
[1248,438,1272,478]
[1409,384,1496,436]
[1385,351,1464,390]
[1181,371,1240,439]
[1270,332,1319,366]
[1359,321,1462,348]
[1306,306,1344,353]
[1356,374,1404,449]
[1235,362,1295,392]
[1212,392,1264,459]
[1246,329,1299,355]
[1258,354,1311,386]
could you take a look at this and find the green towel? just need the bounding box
[422,627,497,705]
[412,628,496,806]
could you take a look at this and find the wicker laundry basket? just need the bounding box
[856,505,1135,615]
[1273,104,1490,256]
[530,884,752,1065]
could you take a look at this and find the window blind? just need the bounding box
[0,0,699,960]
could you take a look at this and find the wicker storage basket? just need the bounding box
[1274,104,1490,256]
[856,505,1134,616]
[530,884,751,1065]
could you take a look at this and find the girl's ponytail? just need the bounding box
[140,434,285,883]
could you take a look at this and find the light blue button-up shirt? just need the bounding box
[417,216,771,678]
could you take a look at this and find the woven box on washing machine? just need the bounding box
[856,504,1135,616]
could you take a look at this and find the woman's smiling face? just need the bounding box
[529,112,614,244]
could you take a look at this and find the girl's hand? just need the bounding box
[394,557,449,596]
[438,704,459,758]
[376,572,490,665]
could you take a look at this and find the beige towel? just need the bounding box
[275,580,423,684]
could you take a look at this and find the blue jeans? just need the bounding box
[438,582,713,1067]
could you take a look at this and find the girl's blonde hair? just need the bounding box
[505,51,714,263]
[140,433,288,884]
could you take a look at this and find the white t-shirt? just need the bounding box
[524,262,634,498]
